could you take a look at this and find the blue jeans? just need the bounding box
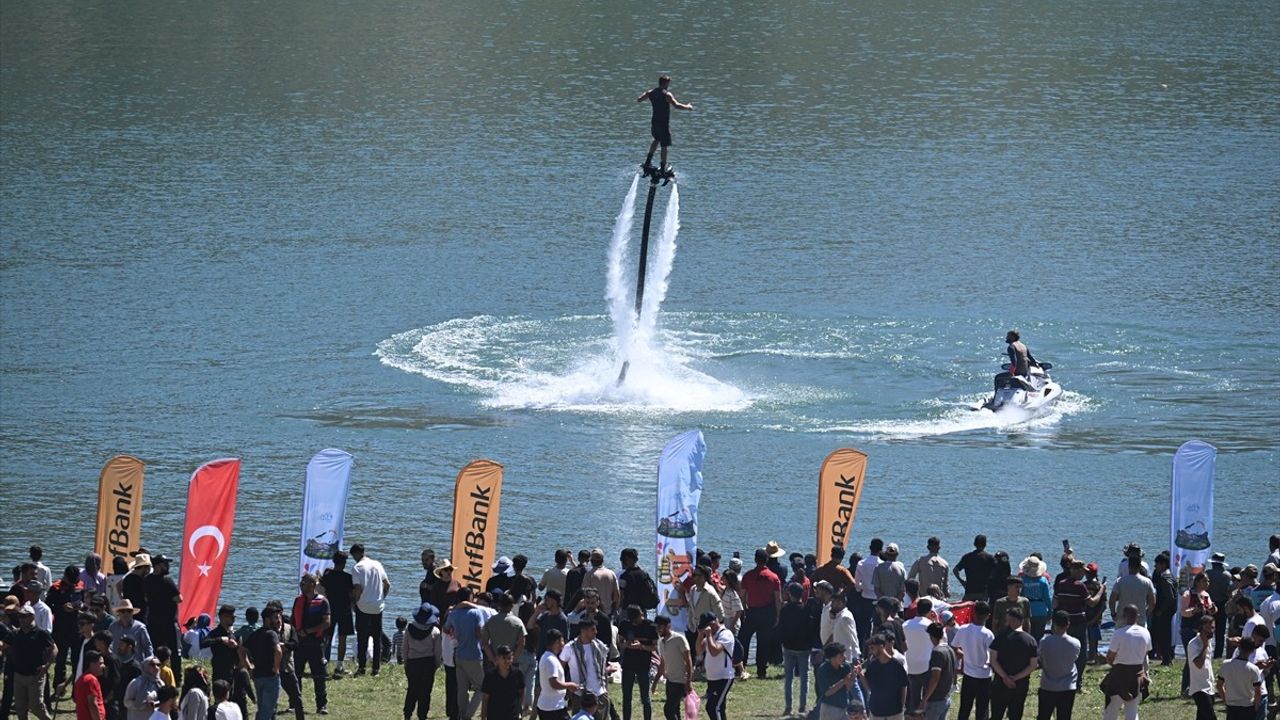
[782,649,810,712]
[925,696,951,720]
[253,676,281,720]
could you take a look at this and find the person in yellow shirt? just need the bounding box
[155,646,178,687]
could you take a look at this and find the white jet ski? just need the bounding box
[980,362,1062,413]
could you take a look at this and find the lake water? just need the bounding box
[2,1,1277,615]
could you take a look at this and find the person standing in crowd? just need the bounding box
[446,587,491,720]
[1118,544,1150,579]
[812,546,857,601]
[47,566,85,696]
[777,583,813,716]
[108,600,152,667]
[540,550,571,601]
[618,549,657,614]
[119,556,150,623]
[28,547,52,599]
[873,544,908,605]
[1208,553,1235,658]
[1101,604,1151,720]
[233,608,259,650]
[1186,615,1217,720]
[211,680,242,720]
[319,551,355,675]
[857,633,909,720]
[140,555,181,680]
[1219,638,1263,720]
[265,600,303,720]
[92,631,123,720]
[990,607,1038,720]
[903,597,936,712]
[956,535,997,603]
[22,581,53,634]
[104,558,129,613]
[59,611,98,696]
[564,551,592,609]
[697,613,735,720]
[815,642,855,720]
[202,605,240,684]
[537,628,577,720]
[349,543,390,677]
[685,566,722,628]
[1052,559,1098,682]
[1150,552,1178,665]
[488,557,516,597]
[739,548,782,680]
[718,570,744,638]
[993,578,1030,635]
[953,600,995,720]
[854,539,883,646]
[241,605,282,720]
[178,666,211,720]
[401,602,441,720]
[123,655,162,720]
[74,649,106,720]
[9,603,56,720]
[1181,572,1217,694]
[581,550,621,618]
[615,605,656,720]
[481,645,525,720]
[291,573,329,715]
[482,592,527,674]
[652,617,689,720]
[913,622,956,720]
[910,537,952,600]
[79,554,107,600]
[560,617,614,718]
[417,549,439,604]
[1037,611,1080,720]
[1110,558,1156,629]
[1018,557,1052,641]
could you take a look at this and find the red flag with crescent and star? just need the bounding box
[178,458,240,622]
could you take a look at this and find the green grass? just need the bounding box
[177,656,1210,719]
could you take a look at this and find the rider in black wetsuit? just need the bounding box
[637,75,693,172]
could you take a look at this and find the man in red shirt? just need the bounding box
[73,649,106,720]
[739,548,783,679]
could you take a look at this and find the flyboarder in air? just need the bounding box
[637,75,693,178]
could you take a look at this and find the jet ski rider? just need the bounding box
[993,329,1039,395]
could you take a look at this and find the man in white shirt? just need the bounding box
[30,546,52,600]
[1101,605,1151,720]
[952,601,995,720]
[827,591,859,665]
[1186,615,1217,718]
[559,618,613,717]
[540,549,571,599]
[697,613,735,720]
[1117,544,1151,579]
[349,543,390,676]
[854,539,883,646]
[1109,558,1156,627]
[902,597,936,711]
[537,629,578,718]
[22,582,53,633]
[1218,639,1263,720]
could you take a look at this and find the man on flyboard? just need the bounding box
[637,75,693,179]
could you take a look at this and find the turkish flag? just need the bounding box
[177,458,240,623]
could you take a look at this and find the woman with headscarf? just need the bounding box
[1019,556,1052,640]
[183,614,213,660]
[80,553,108,598]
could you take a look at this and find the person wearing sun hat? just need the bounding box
[108,599,153,666]
[401,601,442,720]
[1018,556,1053,640]
[120,554,152,624]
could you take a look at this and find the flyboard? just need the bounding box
[617,163,676,385]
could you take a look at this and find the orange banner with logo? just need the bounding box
[451,460,503,593]
[816,448,868,563]
[95,455,146,566]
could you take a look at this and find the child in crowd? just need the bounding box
[154,646,177,688]
[233,606,259,645]
[151,685,179,720]
[391,616,408,664]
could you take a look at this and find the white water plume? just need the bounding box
[606,175,641,349]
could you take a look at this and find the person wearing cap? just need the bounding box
[319,550,355,674]
[1207,552,1234,658]
[20,580,53,635]
[1109,557,1156,629]
[123,654,163,720]
[580,550,621,619]
[487,556,516,597]
[481,644,525,720]
[140,554,181,680]
[872,543,907,605]
[119,556,151,624]
[400,602,441,720]
[697,612,735,720]
[616,605,657,720]
[348,543,390,677]
[909,537,952,601]
[559,616,614,718]
[108,600,153,667]
[739,548,783,680]
[9,601,57,720]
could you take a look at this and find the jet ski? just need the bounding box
[981,362,1062,413]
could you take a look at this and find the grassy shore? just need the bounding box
[133,657,1213,719]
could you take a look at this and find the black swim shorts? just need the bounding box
[651,122,672,147]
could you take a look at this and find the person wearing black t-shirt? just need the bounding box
[202,605,240,683]
[858,634,909,719]
[320,552,356,674]
[480,645,525,720]
[142,555,182,679]
[955,536,997,602]
[989,608,1039,720]
[243,606,283,720]
[616,606,658,720]
[119,557,150,622]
